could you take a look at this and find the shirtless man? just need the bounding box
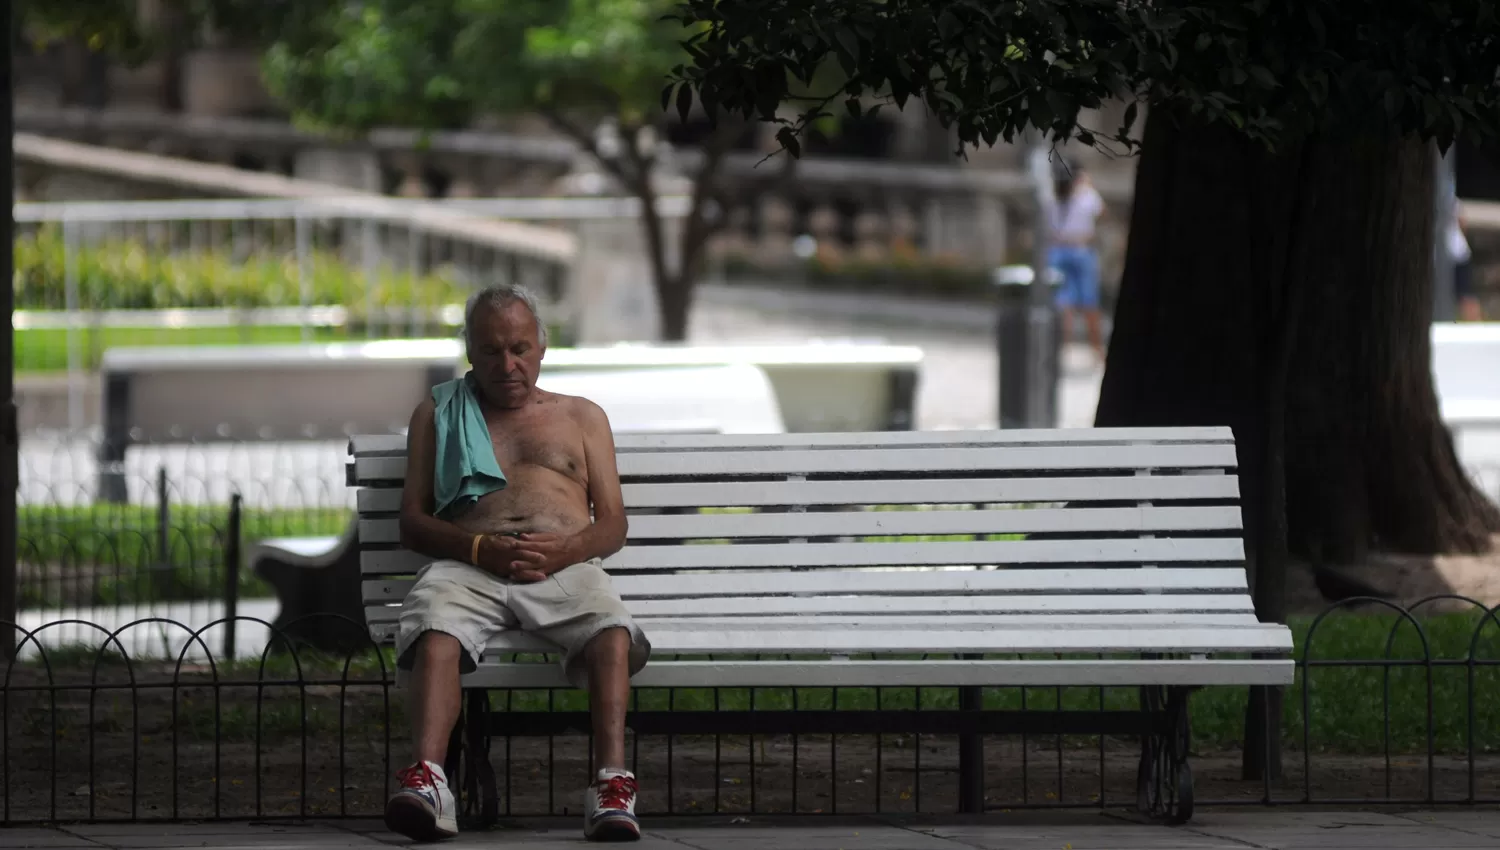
[385,284,650,842]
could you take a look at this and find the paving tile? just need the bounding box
[0,829,105,849]
[59,829,386,850]
[887,812,1248,850]
[663,823,962,850]
[15,810,1500,850]
[1395,810,1500,839]
[917,823,1245,850]
[1188,810,1497,849]
[63,824,347,837]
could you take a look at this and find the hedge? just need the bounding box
[720,251,998,300]
[14,226,469,312]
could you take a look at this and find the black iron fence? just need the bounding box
[3,599,1497,824]
[17,437,352,621]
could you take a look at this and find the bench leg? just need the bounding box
[957,683,985,813]
[1135,685,1194,825]
[463,690,501,827]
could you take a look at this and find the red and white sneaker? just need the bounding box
[385,760,458,841]
[584,768,640,842]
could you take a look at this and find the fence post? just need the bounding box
[408,227,423,338]
[223,491,242,661]
[63,217,83,433]
[296,214,312,342]
[362,219,379,339]
[153,465,171,598]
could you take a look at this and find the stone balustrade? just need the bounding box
[17,106,1135,285]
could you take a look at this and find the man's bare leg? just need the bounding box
[386,631,464,841]
[1059,307,1076,351]
[1460,296,1484,323]
[1084,308,1106,363]
[410,631,465,764]
[585,627,632,769]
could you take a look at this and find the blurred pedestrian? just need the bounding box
[1049,165,1107,362]
[1450,194,1483,322]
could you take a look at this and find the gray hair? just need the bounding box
[463,283,548,347]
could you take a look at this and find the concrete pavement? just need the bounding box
[6,810,1500,850]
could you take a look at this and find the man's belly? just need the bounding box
[450,467,591,536]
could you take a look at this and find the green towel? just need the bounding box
[430,371,507,520]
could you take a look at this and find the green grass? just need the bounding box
[31,611,1498,754]
[17,503,1500,753]
[14,325,351,373]
[478,610,1500,756]
[18,504,351,608]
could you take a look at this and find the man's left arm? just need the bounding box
[509,401,627,574]
[565,400,628,562]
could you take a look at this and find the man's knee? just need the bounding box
[416,630,465,662]
[584,626,630,661]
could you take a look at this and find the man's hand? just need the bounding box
[475,535,548,583]
[505,532,582,580]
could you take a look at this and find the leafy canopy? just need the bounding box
[261,0,692,132]
[18,0,310,62]
[667,0,1500,156]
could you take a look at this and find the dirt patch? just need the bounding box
[5,668,1498,824]
[1284,534,1500,617]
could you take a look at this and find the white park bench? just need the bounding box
[349,426,1294,825]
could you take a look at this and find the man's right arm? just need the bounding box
[398,398,518,571]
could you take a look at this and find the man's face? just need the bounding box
[467,300,544,408]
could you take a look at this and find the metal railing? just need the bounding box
[1,598,1496,823]
[12,197,617,432]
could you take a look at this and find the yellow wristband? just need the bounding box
[471,534,483,566]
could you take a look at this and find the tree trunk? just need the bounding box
[1099,110,1500,570]
[657,274,694,342]
[1096,110,1500,776]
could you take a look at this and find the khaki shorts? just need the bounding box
[395,558,650,688]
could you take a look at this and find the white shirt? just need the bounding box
[1051,184,1104,244]
[1448,198,1471,263]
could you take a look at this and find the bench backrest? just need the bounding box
[352,427,1247,644]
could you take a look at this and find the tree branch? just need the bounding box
[536,104,636,188]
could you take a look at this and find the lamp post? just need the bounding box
[2,1,18,660]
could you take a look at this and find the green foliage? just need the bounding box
[18,504,351,609]
[18,0,307,63]
[499,610,1500,755]
[261,0,691,132]
[720,253,999,300]
[669,0,1500,155]
[17,0,153,62]
[13,227,469,312]
[14,326,348,374]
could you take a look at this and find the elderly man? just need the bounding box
[385,283,650,842]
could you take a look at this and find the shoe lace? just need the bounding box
[397,762,440,791]
[596,774,637,810]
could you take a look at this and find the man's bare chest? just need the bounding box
[486,416,586,482]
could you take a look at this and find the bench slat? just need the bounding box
[364,607,1264,630]
[350,444,1237,483]
[349,426,1236,456]
[366,624,1290,655]
[355,505,1243,545]
[360,583,1255,614]
[356,474,1241,514]
[442,658,1294,689]
[361,566,1248,595]
[361,537,1243,574]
